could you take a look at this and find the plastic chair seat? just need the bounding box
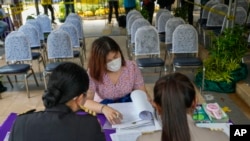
[31,46,43,50]
[0,64,31,74]
[73,50,80,57]
[199,19,207,26]
[136,58,165,68]
[159,32,165,42]
[45,62,65,72]
[173,57,202,67]
[202,26,222,30]
[166,44,172,52]
[31,52,41,60]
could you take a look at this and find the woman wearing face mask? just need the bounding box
[137,72,228,141]
[83,36,151,124]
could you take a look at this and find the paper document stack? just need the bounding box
[108,90,161,141]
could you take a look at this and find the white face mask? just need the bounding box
[107,57,122,72]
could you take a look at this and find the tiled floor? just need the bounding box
[0,5,250,125]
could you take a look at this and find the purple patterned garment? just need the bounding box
[89,60,144,102]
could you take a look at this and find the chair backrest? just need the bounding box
[135,26,160,56]
[66,13,83,24]
[25,19,44,41]
[127,14,143,35]
[47,29,73,59]
[233,6,247,25]
[4,31,32,62]
[222,6,248,33]
[18,24,41,48]
[202,0,220,20]
[236,0,249,13]
[155,9,169,28]
[206,3,228,27]
[126,10,141,28]
[60,23,80,48]
[36,14,52,33]
[131,18,150,44]
[65,18,84,40]
[65,13,84,36]
[165,17,186,44]
[172,24,198,54]
[157,12,173,33]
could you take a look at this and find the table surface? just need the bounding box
[0,112,115,141]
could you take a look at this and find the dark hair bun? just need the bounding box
[42,88,62,108]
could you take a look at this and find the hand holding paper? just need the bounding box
[108,90,155,129]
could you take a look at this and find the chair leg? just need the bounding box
[168,53,173,73]
[40,54,45,68]
[14,75,18,83]
[201,66,206,95]
[37,59,42,81]
[31,68,39,87]
[164,48,168,72]
[24,74,30,98]
[173,64,176,72]
[79,55,84,67]
[80,39,87,60]
[6,75,13,88]
[43,72,48,90]
[203,30,206,47]
[159,67,163,78]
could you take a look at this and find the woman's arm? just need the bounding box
[83,99,123,125]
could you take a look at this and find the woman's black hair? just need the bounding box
[154,72,196,141]
[42,62,89,108]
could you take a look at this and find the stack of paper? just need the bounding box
[196,122,232,137]
[108,90,161,141]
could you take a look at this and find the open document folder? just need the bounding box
[107,90,162,141]
[108,90,155,129]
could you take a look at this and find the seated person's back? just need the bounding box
[137,72,229,141]
[9,62,105,141]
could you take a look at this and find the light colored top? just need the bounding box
[137,115,229,141]
[89,60,144,102]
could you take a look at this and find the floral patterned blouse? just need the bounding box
[89,60,144,102]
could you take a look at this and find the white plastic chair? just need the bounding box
[134,25,165,77]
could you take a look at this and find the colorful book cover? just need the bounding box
[192,104,212,123]
[202,103,229,123]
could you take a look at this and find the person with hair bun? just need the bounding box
[137,72,228,141]
[9,62,105,141]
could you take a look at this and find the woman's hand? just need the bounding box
[101,105,123,125]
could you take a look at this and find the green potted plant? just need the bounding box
[195,25,248,93]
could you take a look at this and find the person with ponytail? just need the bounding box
[9,62,105,141]
[137,72,228,141]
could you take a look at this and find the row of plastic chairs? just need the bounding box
[199,0,249,47]
[154,9,204,91]
[42,13,85,90]
[126,9,203,80]
[148,8,202,74]
[0,13,85,99]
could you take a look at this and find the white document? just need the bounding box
[108,90,155,129]
[4,132,10,141]
[196,122,232,137]
[110,131,142,141]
